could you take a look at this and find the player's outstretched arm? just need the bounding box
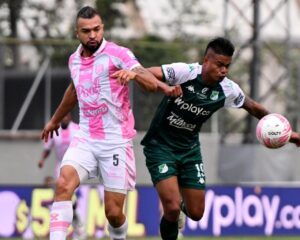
[147,66,183,97]
[242,96,300,147]
[41,82,77,142]
[147,66,164,80]
[111,66,157,92]
[241,96,269,119]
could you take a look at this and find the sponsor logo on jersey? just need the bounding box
[158,164,168,174]
[166,67,176,82]
[167,112,196,131]
[186,85,195,93]
[234,93,244,106]
[210,90,219,101]
[202,88,209,94]
[82,103,108,117]
[174,98,210,116]
[194,87,209,99]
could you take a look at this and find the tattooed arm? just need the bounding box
[111,66,158,92]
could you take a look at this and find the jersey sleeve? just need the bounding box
[68,52,77,81]
[161,62,200,85]
[116,47,141,70]
[222,78,245,108]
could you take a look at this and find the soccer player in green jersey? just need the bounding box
[141,37,300,240]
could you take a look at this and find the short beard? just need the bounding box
[82,41,101,53]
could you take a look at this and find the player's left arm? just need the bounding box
[241,96,269,120]
[242,96,300,146]
[111,66,157,92]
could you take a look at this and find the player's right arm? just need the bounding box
[147,66,182,97]
[38,149,51,168]
[41,81,77,142]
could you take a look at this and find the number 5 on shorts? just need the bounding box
[113,154,119,166]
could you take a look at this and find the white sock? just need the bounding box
[108,217,128,240]
[50,201,73,240]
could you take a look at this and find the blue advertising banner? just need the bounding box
[0,185,299,238]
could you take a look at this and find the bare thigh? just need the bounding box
[156,176,182,221]
[181,188,205,221]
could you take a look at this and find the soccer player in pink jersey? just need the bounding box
[41,6,158,240]
[38,113,85,239]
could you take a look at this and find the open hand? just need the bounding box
[41,121,60,143]
[111,70,137,86]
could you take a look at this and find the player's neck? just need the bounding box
[81,48,94,58]
[201,73,215,87]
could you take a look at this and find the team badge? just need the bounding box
[210,90,219,100]
[158,164,168,174]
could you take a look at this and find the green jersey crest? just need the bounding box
[210,90,219,101]
[158,164,168,174]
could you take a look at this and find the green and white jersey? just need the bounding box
[141,62,245,150]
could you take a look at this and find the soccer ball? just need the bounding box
[256,113,292,149]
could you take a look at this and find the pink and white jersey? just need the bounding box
[44,122,79,162]
[68,39,140,143]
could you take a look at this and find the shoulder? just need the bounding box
[162,62,201,82]
[103,41,132,55]
[220,77,245,107]
[68,45,81,65]
[163,62,201,72]
[220,77,241,93]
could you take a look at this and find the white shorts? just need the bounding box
[61,136,136,194]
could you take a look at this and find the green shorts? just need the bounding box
[143,142,206,189]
